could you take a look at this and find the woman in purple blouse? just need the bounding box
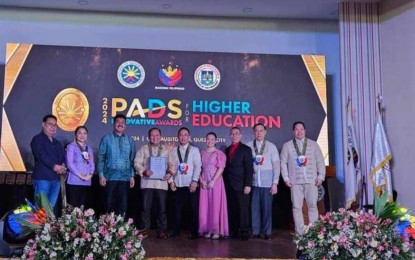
[66,126,95,207]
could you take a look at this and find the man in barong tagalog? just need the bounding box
[134,127,176,239]
[247,123,280,240]
[280,121,325,235]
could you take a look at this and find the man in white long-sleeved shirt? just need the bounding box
[247,123,280,240]
[280,121,325,235]
[169,127,202,239]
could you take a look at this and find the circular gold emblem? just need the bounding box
[52,88,89,132]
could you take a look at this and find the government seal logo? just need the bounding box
[159,63,182,87]
[194,64,221,90]
[52,88,89,132]
[117,61,145,88]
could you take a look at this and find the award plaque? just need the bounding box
[149,156,167,180]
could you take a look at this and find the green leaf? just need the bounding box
[374,192,388,218]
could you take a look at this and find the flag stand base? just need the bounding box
[0,220,24,257]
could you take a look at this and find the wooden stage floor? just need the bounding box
[142,229,297,259]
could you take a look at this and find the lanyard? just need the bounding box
[177,145,190,163]
[148,144,162,157]
[293,138,307,156]
[76,140,89,164]
[253,140,266,155]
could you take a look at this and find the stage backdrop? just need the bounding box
[0,43,327,173]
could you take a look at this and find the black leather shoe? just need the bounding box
[251,234,260,239]
[168,232,179,238]
[157,231,168,239]
[240,235,249,241]
[264,234,272,240]
[296,249,302,258]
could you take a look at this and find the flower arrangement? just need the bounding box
[295,193,415,259]
[20,207,145,260]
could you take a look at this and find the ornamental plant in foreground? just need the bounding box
[295,193,414,259]
[21,207,145,260]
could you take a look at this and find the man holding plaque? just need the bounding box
[98,114,136,216]
[134,127,176,239]
[169,127,202,239]
[247,123,280,240]
[280,121,325,235]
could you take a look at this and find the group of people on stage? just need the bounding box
[31,113,325,241]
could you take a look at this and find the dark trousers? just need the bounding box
[171,186,199,237]
[141,188,167,231]
[227,188,251,238]
[251,186,273,236]
[104,181,129,216]
[66,184,89,208]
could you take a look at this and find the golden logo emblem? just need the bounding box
[52,88,89,132]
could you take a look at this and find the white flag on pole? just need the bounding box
[370,112,393,202]
[345,105,361,208]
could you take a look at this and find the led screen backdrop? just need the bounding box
[1,43,327,172]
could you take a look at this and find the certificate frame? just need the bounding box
[149,156,167,180]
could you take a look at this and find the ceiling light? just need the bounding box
[78,0,88,5]
[162,4,172,9]
[242,7,253,13]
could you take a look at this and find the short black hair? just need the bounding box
[178,127,190,135]
[206,132,217,139]
[148,127,161,137]
[230,126,241,132]
[292,121,306,130]
[43,114,57,122]
[253,123,266,131]
[75,125,88,135]
[114,114,126,122]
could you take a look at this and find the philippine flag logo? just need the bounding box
[158,64,182,87]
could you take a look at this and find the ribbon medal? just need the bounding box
[296,155,307,167]
[178,163,189,174]
[82,151,89,162]
[254,155,265,165]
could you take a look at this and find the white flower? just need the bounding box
[369,239,378,248]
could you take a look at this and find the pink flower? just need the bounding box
[82,231,91,239]
[84,209,94,217]
[307,241,315,248]
[127,218,134,225]
[393,246,400,254]
[120,254,128,260]
[338,234,347,244]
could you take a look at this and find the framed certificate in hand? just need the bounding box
[149,156,167,180]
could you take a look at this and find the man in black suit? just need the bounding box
[224,127,254,240]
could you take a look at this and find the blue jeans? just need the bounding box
[251,186,273,236]
[33,180,61,208]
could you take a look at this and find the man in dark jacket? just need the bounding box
[224,127,254,240]
[31,114,66,209]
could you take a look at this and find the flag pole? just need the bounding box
[346,97,368,208]
[377,95,384,118]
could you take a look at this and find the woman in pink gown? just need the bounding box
[199,132,229,239]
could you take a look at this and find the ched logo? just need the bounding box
[52,88,89,132]
[117,61,145,88]
[194,64,221,91]
[159,63,182,87]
